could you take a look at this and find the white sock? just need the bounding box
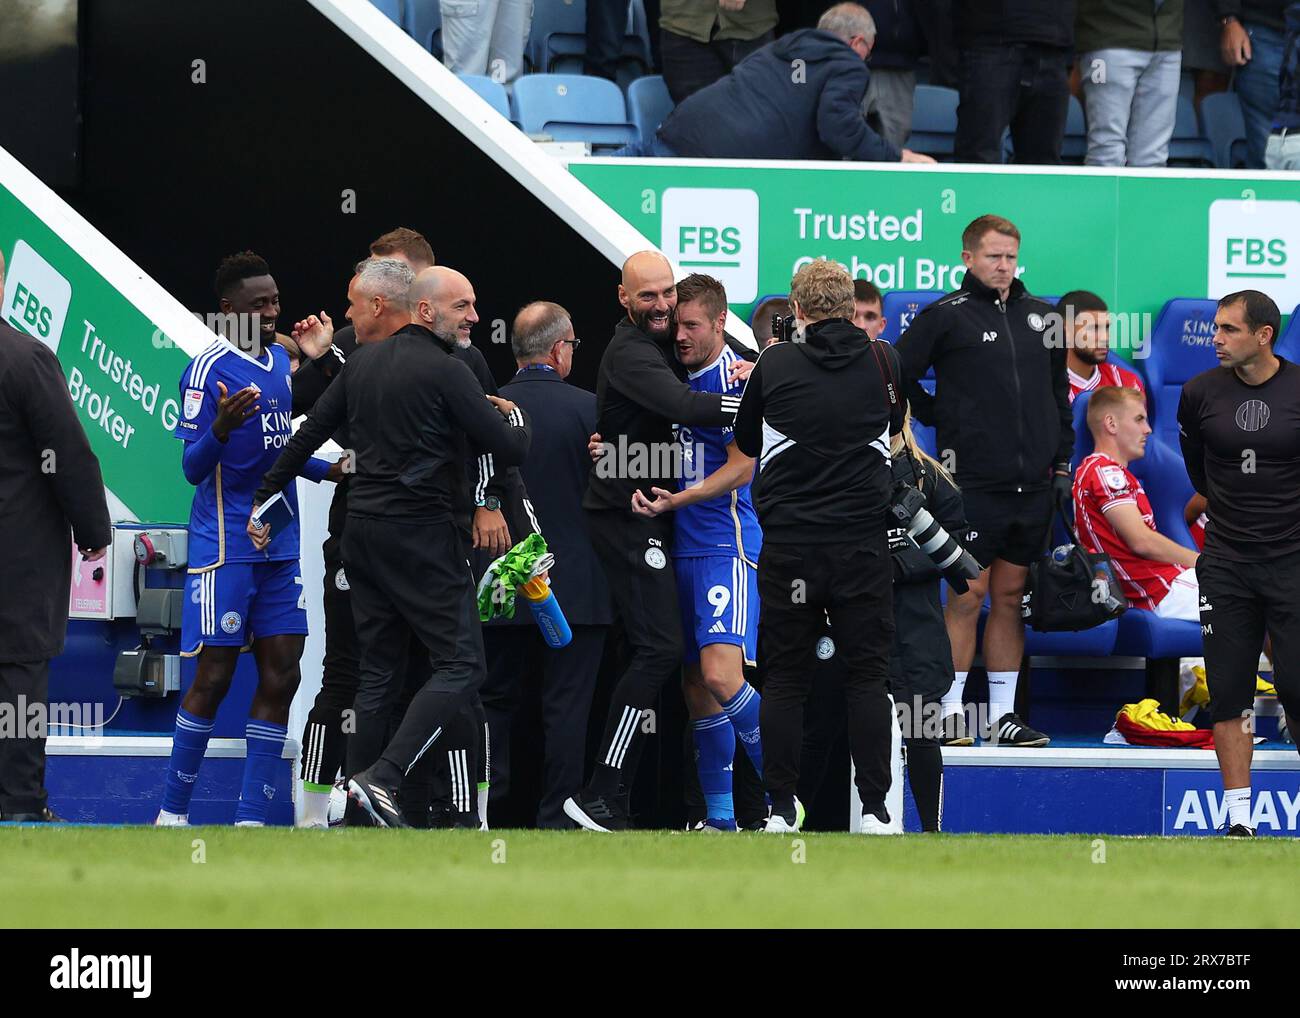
[987,670,1019,722]
[478,783,489,830]
[941,672,968,718]
[1224,786,1252,828]
[300,787,330,827]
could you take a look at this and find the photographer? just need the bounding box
[886,417,971,831]
[734,259,906,834]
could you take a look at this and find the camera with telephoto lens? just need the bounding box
[889,482,982,594]
[769,313,797,344]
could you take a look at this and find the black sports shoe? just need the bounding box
[941,713,975,747]
[563,788,629,832]
[3,807,65,823]
[1225,823,1256,837]
[988,712,1050,747]
[347,769,410,829]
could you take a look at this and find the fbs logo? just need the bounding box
[3,239,72,352]
[661,187,759,303]
[1208,199,1300,308]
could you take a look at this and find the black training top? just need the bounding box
[1177,356,1300,562]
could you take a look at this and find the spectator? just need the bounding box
[652,3,934,161]
[751,295,792,345]
[1057,290,1146,403]
[1184,0,1232,107]
[0,250,111,823]
[1217,0,1290,168]
[954,1,1077,164]
[1265,1,1300,169]
[862,0,926,150]
[441,0,532,83]
[659,0,779,105]
[1077,1,1184,166]
[478,301,612,829]
[1074,386,1200,618]
[589,0,663,79]
[852,278,887,338]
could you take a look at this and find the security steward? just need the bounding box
[252,261,531,828]
[895,213,1071,749]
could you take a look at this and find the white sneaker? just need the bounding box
[234,820,264,827]
[762,797,806,833]
[154,810,189,826]
[859,811,901,835]
[298,819,329,831]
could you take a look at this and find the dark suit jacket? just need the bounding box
[497,368,612,627]
[0,321,111,660]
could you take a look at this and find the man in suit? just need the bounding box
[478,301,613,828]
[0,248,111,821]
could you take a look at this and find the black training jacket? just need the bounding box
[583,317,740,513]
[956,0,1076,48]
[733,318,906,543]
[895,272,1071,494]
[257,323,529,522]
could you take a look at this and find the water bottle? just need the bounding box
[1051,544,1072,564]
[519,576,573,649]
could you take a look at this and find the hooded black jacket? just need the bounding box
[894,272,1072,494]
[584,317,741,513]
[733,318,906,542]
[657,29,900,161]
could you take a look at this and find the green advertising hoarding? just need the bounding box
[569,161,1300,351]
[1,156,202,522]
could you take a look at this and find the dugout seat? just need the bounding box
[1273,304,1300,362]
[1142,298,1219,439]
[881,289,943,343]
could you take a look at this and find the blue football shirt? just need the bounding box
[674,346,762,563]
[173,341,302,569]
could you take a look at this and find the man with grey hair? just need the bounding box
[650,1,934,162]
[478,301,613,827]
[346,257,415,344]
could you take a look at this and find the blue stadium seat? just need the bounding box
[1200,91,1247,169]
[457,74,512,120]
[1113,610,1203,659]
[627,74,673,145]
[1142,297,1219,438]
[404,0,442,58]
[880,289,943,343]
[546,2,649,86]
[511,74,636,149]
[1273,304,1300,362]
[369,0,403,25]
[1036,294,1061,307]
[1168,95,1215,166]
[906,85,959,159]
[911,378,937,456]
[1024,621,1119,656]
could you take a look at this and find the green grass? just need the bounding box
[2,828,1297,928]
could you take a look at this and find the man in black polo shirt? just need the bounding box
[1177,289,1300,837]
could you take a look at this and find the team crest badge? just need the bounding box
[220,611,242,634]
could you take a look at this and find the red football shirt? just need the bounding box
[1189,512,1207,551]
[1073,452,1185,611]
[1068,362,1145,404]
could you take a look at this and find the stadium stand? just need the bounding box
[371,0,403,25]
[1167,95,1216,167]
[403,0,443,60]
[512,73,637,149]
[529,0,589,74]
[1200,91,1248,170]
[458,73,513,121]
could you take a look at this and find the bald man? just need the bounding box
[564,252,745,832]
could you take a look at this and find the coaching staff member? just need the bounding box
[0,250,111,821]
[895,214,1070,748]
[479,301,612,829]
[564,251,743,832]
[734,259,905,833]
[252,261,531,828]
[1178,290,1300,837]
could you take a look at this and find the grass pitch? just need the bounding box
[2,827,1296,928]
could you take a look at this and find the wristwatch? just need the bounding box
[1221,15,1239,27]
[478,495,502,512]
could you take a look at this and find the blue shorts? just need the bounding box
[181,559,308,655]
[675,555,758,666]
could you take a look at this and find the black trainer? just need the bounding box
[3,806,65,823]
[1225,823,1257,837]
[563,788,629,832]
[941,713,975,747]
[989,712,1050,747]
[347,768,410,829]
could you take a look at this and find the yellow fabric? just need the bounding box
[1179,665,1274,718]
[1118,698,1199,733]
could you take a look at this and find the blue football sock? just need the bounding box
[161,708,214,815]
[235,719,288,825]
[693,713,735,821]
[722,682,764,782]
